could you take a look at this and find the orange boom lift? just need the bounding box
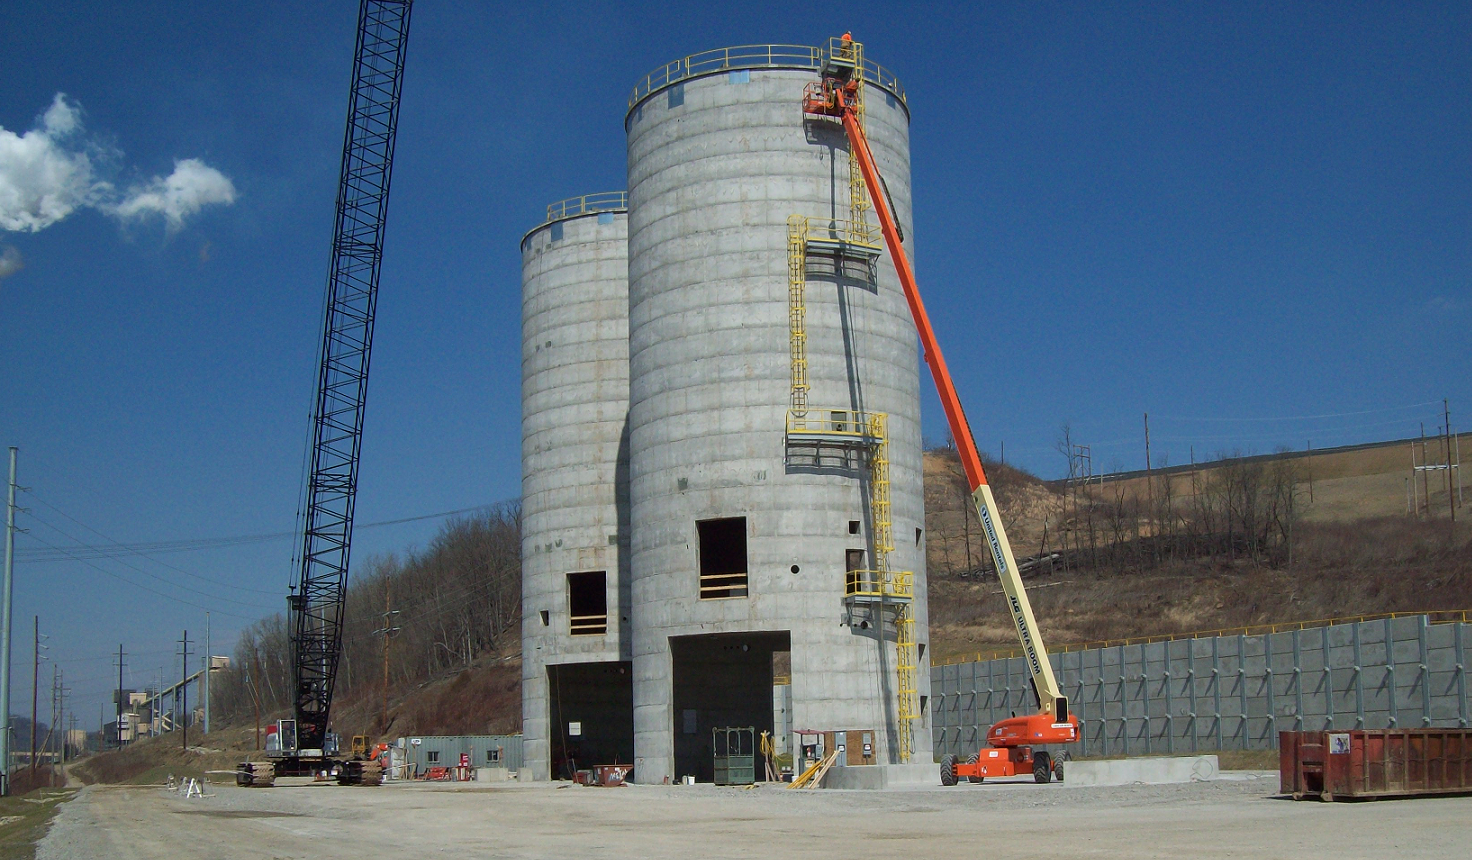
[805,36,1078,784]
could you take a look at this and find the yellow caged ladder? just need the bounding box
[784,65,920,758]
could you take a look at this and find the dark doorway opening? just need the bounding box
[547,661,633,780]
[697,517,748,599]
[671,631,790,782]
[566,571,607,635]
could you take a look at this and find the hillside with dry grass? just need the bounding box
[923,439,1471,662]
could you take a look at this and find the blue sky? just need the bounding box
[1,2,1467,722]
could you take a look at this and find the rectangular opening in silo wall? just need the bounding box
[547,661,633,780]
[697,517,748,599]
[671,632,789,782]
[567,570,607,635]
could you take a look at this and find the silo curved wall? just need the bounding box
[625,60,930,781]
[520,205,630,780]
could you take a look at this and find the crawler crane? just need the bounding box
[237,0,414,788]
[805,36,1078,785]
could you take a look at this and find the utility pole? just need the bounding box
[250,645,262,750]
[1421,423,1431,518]
[1445,399,1456,525]
[1,447,19,795]
[30,617,43,774]
[1306,440,1314,504]
[375,582,400,733]
[203,613,211,736]
[178,631,190,751]
[114,644,126,749]
[1144,413,1154,525]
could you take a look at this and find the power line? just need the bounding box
[1154,400,1440,423]
[22,511,277,611]
[14,501,503,562]
[23,491,280,594]
[19,530,268,621]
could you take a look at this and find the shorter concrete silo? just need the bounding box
[520,193,633,780]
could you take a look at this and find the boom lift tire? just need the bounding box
[966,752,984,784]
[1033,752,1052,784]
[939,754,958,786]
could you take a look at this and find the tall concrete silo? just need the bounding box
[520,193,633,781]
[624,44,931,782]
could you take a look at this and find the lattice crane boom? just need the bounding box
[289,0,413,757]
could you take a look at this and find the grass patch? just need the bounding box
[0,789,75,860]
[73,733,254,786]
[1216,749,1278,771]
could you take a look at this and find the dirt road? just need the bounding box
[37,775,1472,859]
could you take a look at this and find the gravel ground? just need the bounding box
[36,774,1472,859]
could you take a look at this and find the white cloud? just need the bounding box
[0,245,22,281]
[113,158,236,229]
[0,94,110,232]
[0,93,235,234]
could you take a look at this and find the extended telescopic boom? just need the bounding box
[806,42,1069,725]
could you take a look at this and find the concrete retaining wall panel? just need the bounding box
[931,618,1472,760]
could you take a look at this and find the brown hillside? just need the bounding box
[922,443,1471,663]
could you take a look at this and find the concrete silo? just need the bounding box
[520,193,633,781]
[623,44,931,782]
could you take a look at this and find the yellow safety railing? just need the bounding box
[845,568,914,600]
[786,409,879,440]
[804,218,882,251]
[569,613,608,636]
[627,43,907,112]
[931,609,1472,667]
[544,191,628,223]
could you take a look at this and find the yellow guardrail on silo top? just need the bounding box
[544,192,628,224]
[627,43,907,113]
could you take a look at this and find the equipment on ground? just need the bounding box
[803,35,1079,784]
[237,0,413,787]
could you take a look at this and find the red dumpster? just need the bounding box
[1280,730,1472,801]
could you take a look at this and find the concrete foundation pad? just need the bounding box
[820,763,937,790]
[1064,755,1219,787]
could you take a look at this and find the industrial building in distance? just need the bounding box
[521,42,932,783]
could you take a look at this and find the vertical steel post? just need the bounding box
[1322,626,1335,728]
[1075,672,1087,757]
[1237,634,1248,749]
[1384,618,1397,728]
[1212,637,1223,751]
[1456,623,1467,729]
[1265,634,1276,747]
[1118,645,1129,757]
[1097,648,1107,754]
[1352,622,1365,728]
[1418,615,1431,727]
[1141,645,1150,755]
[1188,641,1199,753]
[1292,630,1304,730]
[1,448,16,794]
